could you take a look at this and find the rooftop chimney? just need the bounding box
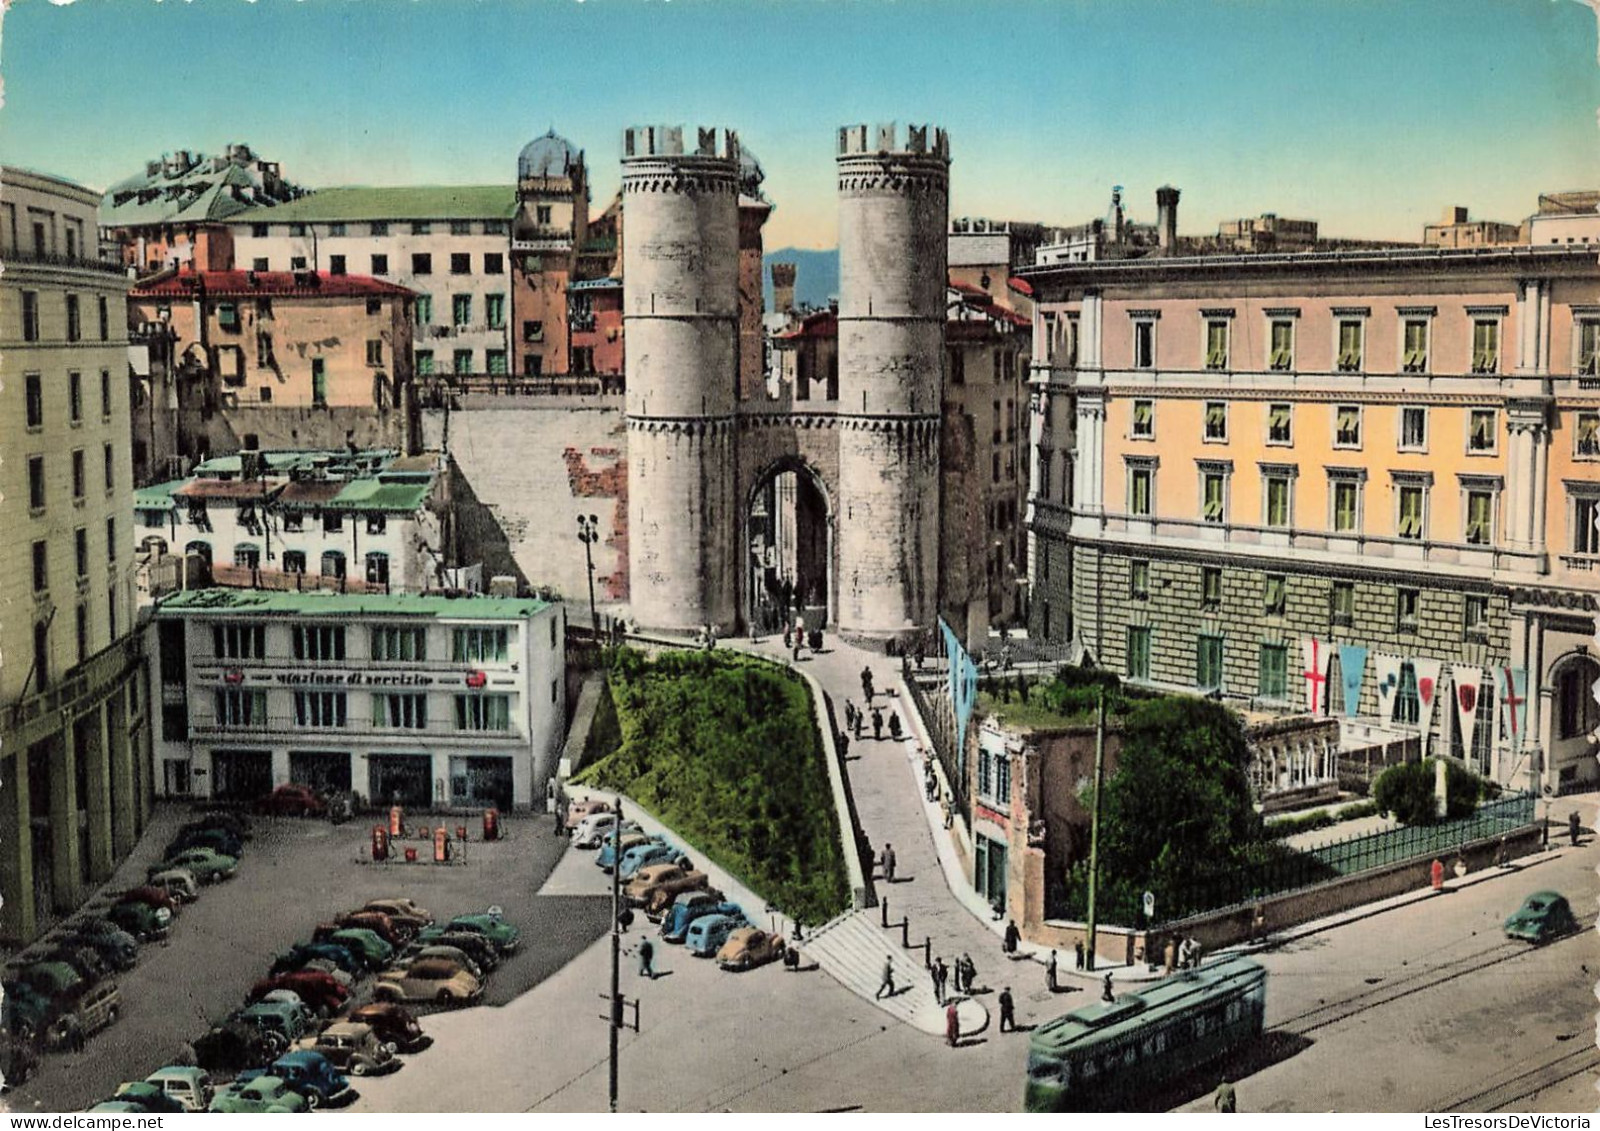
[1156,185,1181,254]
[1446,206,1469,224]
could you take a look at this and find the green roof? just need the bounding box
[157,588,551,621]
[1029,958,1265,1055]
[135,480,186,509]
[326,478,433,513]
[231,185,516,224]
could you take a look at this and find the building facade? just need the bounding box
[1022,243,1600,795]
[135,448,446,597]
[128,269,418,479]
[1423,206,1522,249]
[147,590,565,812]
[225,187,513,382]
[1,168,152,943]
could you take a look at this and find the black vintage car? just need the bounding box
[193,1023,277,1073]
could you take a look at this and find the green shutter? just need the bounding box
[1203,475,1224,521]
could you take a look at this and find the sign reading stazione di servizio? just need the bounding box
[197,668,513,689]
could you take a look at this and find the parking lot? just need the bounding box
[4,803,611,1113]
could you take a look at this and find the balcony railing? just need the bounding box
[209,564,390,594]
[191,715,524,740]
[5,247,128,275]
[419,374,619,399]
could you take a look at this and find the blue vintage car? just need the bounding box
[662,898,743,944]
[248,1051,353,1109]
[272,942,361,977]
[685,913,747,958]
[596,832,661,873]
[1504,891,1578,943]
[618,842,689,882]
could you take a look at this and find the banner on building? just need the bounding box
[1452,666,1485,755]
[940,617,979,775]
[1302,637,1331,715]
[1338,644,1368,718]
[1374,653,1404,722]
[1412,656,1444,725]
[1496,666,1529,750]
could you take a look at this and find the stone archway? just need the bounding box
[1549,652,1600,791]
[743,457,833,634]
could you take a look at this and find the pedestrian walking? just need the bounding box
[853,711,863,741]
[930,960,943,1005]
[924,765,937,802]
[872,706,885,740]
[1493,837,1509,868]
[959,952,975,994]
[881,843,897,883]
[1101,972,1115,1003]
[941,794,953,829]
[1165,936,1178,973]
[638,937,655,979]
[1214,1077,1238,1113]
[1046,949,1059,992]
[1074,939,1085,970]
[1252,904,1268,943]
[935,956,949,1003]
[861,666,875,701]
[838,732,850,760]
[1569,810,1582,847]
[888,711,903,741]
[998,987,1016,1033]
[783,625,792,650]
[945,1001,960,1047]
[1190,937,1204,969]
[845,701,856,732]
[793,635,801,662]
[1003,920,1020,955]
[875,955,896,1000]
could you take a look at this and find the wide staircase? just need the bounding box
[798,909,988,1038]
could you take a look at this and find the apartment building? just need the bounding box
[1,168,152,943]
[147,590,565,812]
[1021,242,1600,795]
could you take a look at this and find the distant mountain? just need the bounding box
[764,248,839,313]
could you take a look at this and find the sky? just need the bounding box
[2,0,1597,250]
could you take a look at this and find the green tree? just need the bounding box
[1063,696,1262,922]
[1372,758,1496,826]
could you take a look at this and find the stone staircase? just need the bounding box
[798,909,987,1038]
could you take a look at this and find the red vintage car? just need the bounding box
[334,911,409,947]
[254,784,327,818]
[248,971,349,1016]
[118,886,183,916]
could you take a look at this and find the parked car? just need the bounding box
[362,898,434,930]
[716,927,787,971]
[259,1050,353,1108]
[406,930,499,973]
[150,847,237,884]
[389,945,484,981]
[255,783,327,818]
[618,842,691,882]
[627,865,709,914]
[233,999,316,1056]
[345,1002,432,1054]
[271,942,361,978]
[59,927,138,972]
[573,813,638,849]
[164,826,243,861]
[142,1067,214,1111]
[188,810,251,839]
[249,971,350,1016]
[105,899,169,939]
[192,1023,277,1073]
[663,897,741,945]
[425,913,518,954]
[108,1082,185,1113]
[1,980,54,1043]
[1505,890,1578,943]
[45,979,121,1049]
[333,911,409,946]
[293,1021,398,1076]
[0,1035,40,1091]
[117,885,183,917]
[685,913,748,958]
[310,927,393,969]
[209,1075,309,1113]
[298,959,356,988]
[85,1102,148,1113]
[596,832,658,873]
[373,959,483,1006]
[144,868,200,904]
[565,797,612,830]
[10,960,84,1000]
[33,943,111,984]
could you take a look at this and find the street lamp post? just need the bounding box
[577,514,600,637]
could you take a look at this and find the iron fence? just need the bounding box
[904,665,966,809]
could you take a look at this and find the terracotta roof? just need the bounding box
[1008,276,1034,297]
[130,270,413,299]
[776,310,838,340]
[277,480,346,508]
[174,479,283,501]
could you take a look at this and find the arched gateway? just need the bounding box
[623,123,949,645]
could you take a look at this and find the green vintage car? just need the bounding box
[150,847,237,884]
[1504,891,1578,943]
[208,1076,309,1113]
[423,913,519,954]
[318,928,393,968]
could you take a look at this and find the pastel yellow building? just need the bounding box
[1022,243,1600,795]
[1,167,153,942]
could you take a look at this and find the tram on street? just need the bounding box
[1024,956,1267,1111]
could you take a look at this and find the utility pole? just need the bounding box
[1084,685,1106,972]
[608,798,622,1112]
[578,514,601,636]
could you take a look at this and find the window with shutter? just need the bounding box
[1202,474,1225,522]
[1126,627,1151,680]
[1402,320,1428,372]
[1258,644,1288,700]
[1337,321,1363,371]
[1579,322,1600,374]
[1577,413,1600,457]
[1132,400,1153,437]
[1205,403,1227,441]
[1268,404,1292,444]
[1574,496,1600,554]
[1398,486,1425,539]
[1465,491,1492,545]
[1205,321,1229,369]
[1264,575,1286,615]
[1268,321,1293,370]
[1472,320,1498,373]
[1129,469,1152,516]
[1400,407,1427,451]
[1266,477,1290,527]
[1202,567,1222,607]
[1130,560,1150,599]
[1333,481,1359,532]
[1468,410,1495,452]
[1335,406,1361,447]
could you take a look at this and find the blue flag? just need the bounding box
[1338,644,1368,718]
[940,618,979,776]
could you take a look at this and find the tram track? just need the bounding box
[1434,1042,1600,1112]
[1274,939,1531,1037]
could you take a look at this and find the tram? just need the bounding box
[1024,956,1267,1111]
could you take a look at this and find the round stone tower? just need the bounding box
[622,125,741,632]
[835,123,949,642]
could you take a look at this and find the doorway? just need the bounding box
[745,460,831,633]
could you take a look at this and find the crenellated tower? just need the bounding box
[622,126,742,632]
[834,123,949,641]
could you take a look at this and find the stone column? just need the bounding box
[48,729,81,914]
[1074,393,1107,516]
[1516,279,1542,373]
[79,705,113,882]
[1081,292,1103,370]
[0,752,35,942]
[108,685,137,857]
